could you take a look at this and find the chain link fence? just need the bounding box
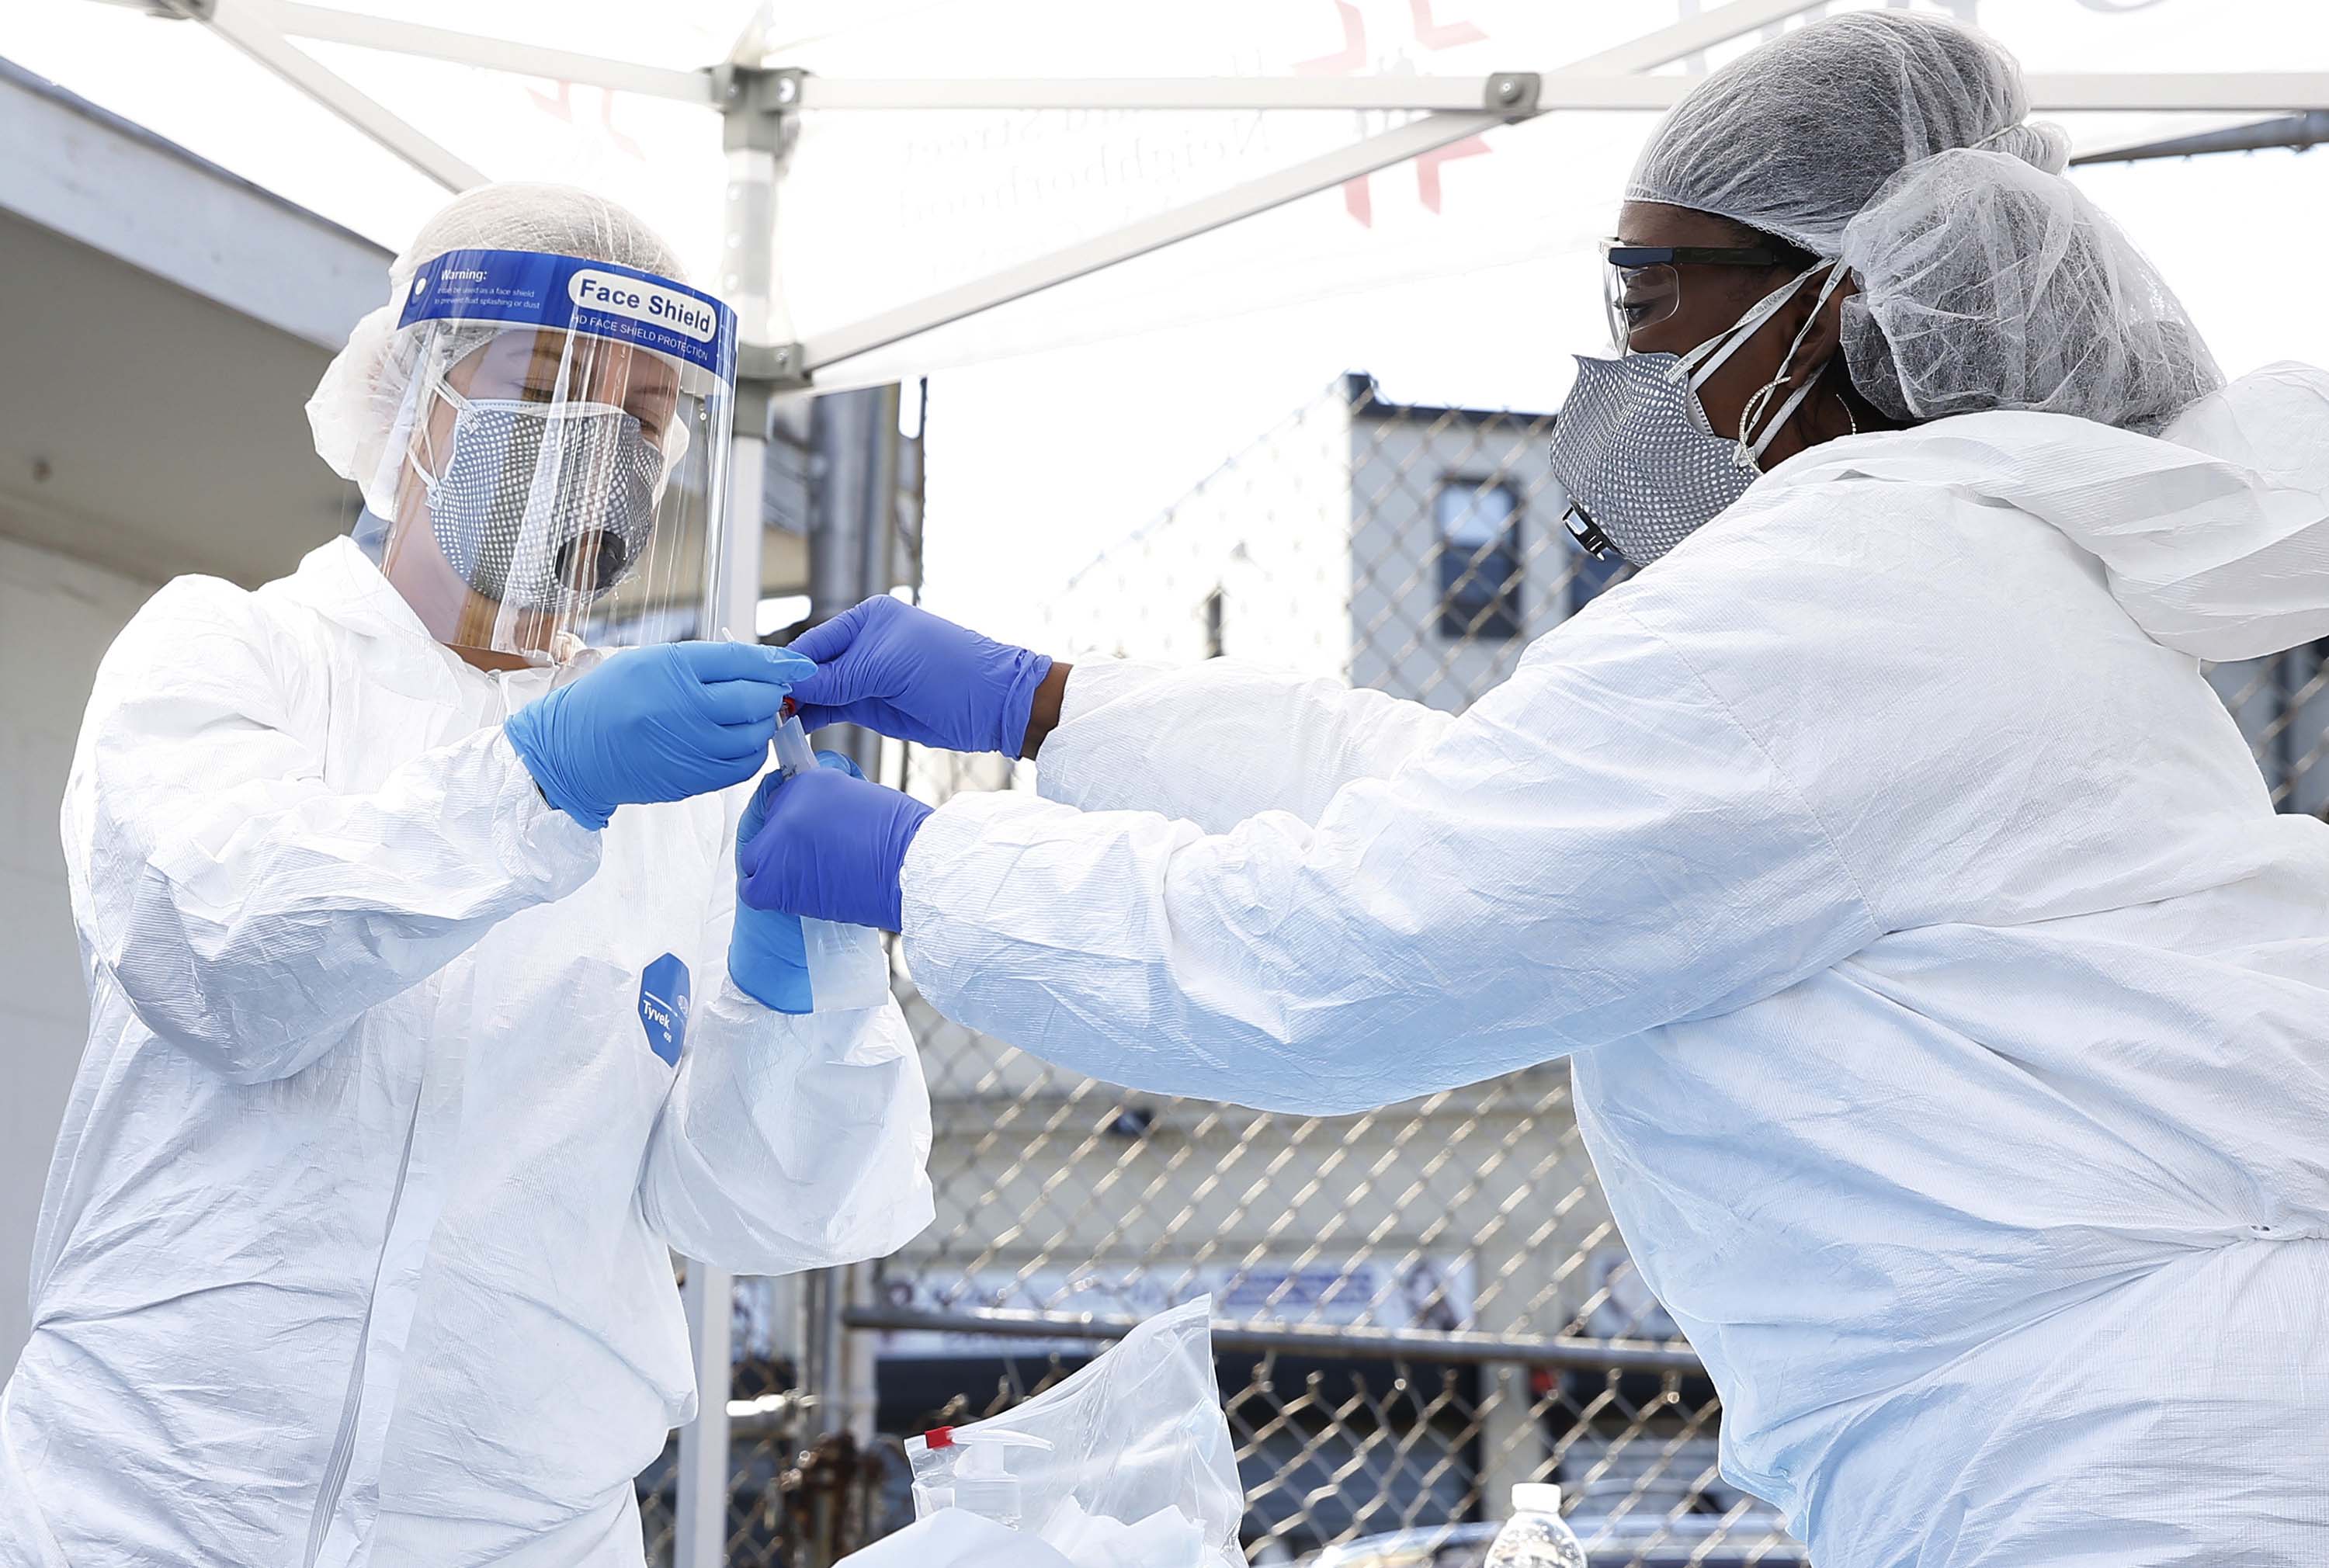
[643,372,2327,1566]
[857,375,1802,1566]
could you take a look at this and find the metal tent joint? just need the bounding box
[717,64,810,154]
[734,342,813,431]
[1486,71,1541,118]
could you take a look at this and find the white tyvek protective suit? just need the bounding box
[899,365,2329,1566]
[0,538,934,1567]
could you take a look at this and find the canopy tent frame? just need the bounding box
[81,2,2329,1564]
[116,0,2329,394]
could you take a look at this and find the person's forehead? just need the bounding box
[1615,201,1750,248]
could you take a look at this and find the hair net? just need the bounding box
[1838,149,2220,432]
[1626,9,2067,257]
[1625,10,2219,431]
[307,183,689,513]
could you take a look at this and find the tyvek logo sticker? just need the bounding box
[638,953,692,1067]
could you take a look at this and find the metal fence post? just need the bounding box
[807,383,903,777]
[792,384,904,1475]
[668,60,807,1568]
[837,1264,880,1445]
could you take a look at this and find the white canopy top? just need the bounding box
[5,0,2327,389]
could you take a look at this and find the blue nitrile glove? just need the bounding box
[729,751,864,1013]
[787,596,1053,757]
[737,765,934,933]
[504,641,815,829]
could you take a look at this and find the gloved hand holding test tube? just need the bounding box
[714,627,894,1014]
[722,623,936,937]
[764,699,894,1011]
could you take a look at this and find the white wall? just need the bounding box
[0,532,159,1374]
[1346,404,1588,715]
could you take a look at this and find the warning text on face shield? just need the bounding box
[568,269,720,343]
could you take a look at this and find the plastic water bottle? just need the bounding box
[1484,1483,1587,1568]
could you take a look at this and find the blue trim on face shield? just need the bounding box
[399,249,738,388]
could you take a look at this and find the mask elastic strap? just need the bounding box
[407,367,469,500]
[1678,263,1819,389]
[1739,263,1849,463]
[1741,369,1825,465]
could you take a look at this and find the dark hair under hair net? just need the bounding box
[1626,9,2220,432]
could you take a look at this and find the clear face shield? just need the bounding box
[358,249,738,667]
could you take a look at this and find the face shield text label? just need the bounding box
[570,270,720,344]
[402,249,739,387]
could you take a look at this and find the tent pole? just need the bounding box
[804,383,896,778]
[667,62,804,1568]
[789,69,2329,117]
[800,106,1512,376]
[165,0,481,189]
[675,1262,734,1568]
[786,0,1839,376]
[252,0,711,103]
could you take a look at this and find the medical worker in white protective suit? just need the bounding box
[0,186,932,1568]
[740,15,2329,1568]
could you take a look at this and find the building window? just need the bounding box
[1435,478,1522,640]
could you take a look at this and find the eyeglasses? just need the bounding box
[1602,241,1784,350]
